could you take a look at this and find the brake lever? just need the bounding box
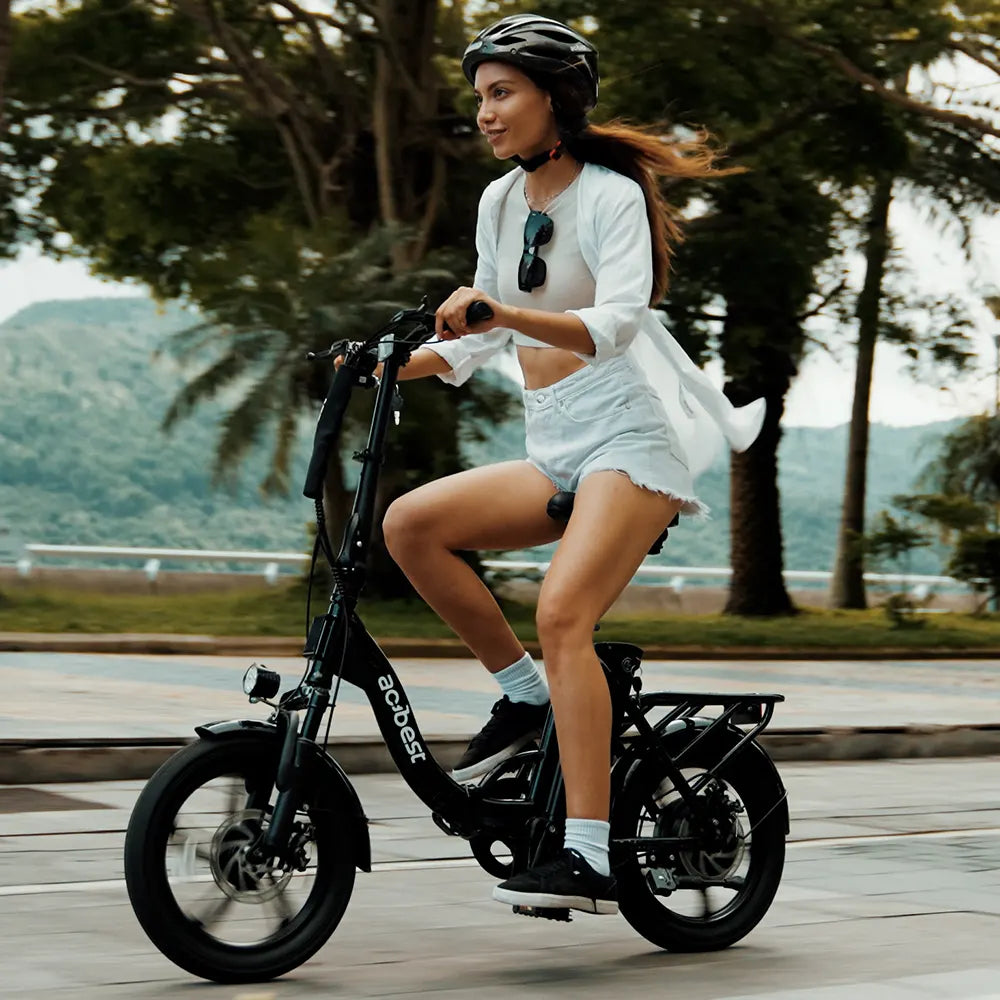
[306,338,348,362]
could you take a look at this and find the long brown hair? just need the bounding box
[564,120,743,303]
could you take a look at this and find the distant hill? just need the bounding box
[0,297,957,574]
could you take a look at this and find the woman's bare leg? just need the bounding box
[382,460,563,672]
[535,471,683,820]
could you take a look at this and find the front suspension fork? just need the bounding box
[255,687,331,863]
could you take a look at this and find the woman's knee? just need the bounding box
[535,589,595,650]
[382,493,434,559]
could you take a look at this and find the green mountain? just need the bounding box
[0,297,316,565]
[0,297,956,575]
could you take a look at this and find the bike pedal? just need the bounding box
[512,905,572,922]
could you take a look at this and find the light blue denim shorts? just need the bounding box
[522,354,708,518]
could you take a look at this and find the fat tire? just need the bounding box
[612,733,785,952]
[124,735,356,983]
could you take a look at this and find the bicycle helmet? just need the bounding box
[462,14,599,116]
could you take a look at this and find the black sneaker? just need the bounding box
[450,696,548,783]
[493,848,618,915]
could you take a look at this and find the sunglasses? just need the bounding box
[518,210,553,292]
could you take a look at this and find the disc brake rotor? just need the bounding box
[670,811,746,880]
[209,809,292,903]
[653,777,747,881]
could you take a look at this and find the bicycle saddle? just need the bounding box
[545,491,679,555]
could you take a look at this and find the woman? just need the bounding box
[376,14,764,915]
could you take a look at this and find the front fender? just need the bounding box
[195,719,372,872]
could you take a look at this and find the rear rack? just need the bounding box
[636,692,785,794]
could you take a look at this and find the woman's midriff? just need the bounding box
[517,345,589,390]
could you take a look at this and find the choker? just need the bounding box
[511,140,563,172]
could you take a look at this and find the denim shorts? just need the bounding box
[522,354,709,518]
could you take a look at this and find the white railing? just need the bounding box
[11,543,966,595]
[17,544,308,585]
[482,559,959,587]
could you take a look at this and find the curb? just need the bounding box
[0,737,470,785]
[3,632,1000,660]
[3,724,1000,785]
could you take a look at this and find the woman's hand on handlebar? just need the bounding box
[436,287,501,341]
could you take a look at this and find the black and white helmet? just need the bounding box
[462,14,599,115]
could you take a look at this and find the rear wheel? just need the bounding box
[124,735,356,983]
[612,736,785,952]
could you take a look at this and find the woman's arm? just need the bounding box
[495,306,594,353]
[566,181,652,364]
[397,347,454,381]
[333,346,453,381]
[427,184,515,385]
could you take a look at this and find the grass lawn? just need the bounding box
[1,583,999,650]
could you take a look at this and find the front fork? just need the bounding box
[252,686,331,865]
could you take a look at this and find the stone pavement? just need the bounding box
[1,757,1000,998]
[2,650,1000,741]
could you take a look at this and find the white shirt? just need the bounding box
[495,171,595,348]
[425,161,765,477]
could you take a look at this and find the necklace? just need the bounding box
[524,163,582,213]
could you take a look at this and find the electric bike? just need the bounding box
[124,299,789,983]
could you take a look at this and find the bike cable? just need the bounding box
[323,617,350,750]
[304,497,337,642]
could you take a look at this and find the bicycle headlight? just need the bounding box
[243,663,281,700]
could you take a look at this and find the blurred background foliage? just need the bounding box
[2,0,999,612]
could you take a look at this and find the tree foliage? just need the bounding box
[949,530,1000,606]
[898,413,1000,609]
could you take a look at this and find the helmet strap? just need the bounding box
[511,139,563,172]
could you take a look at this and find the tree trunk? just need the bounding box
[830,171,894,608]
[0,0,11,128]
[725,368,795,616]
[372,0,441,266]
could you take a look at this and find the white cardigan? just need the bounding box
[425,162,765,478]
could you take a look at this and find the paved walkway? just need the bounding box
[1,651,999,740]
[2,758,1000,997]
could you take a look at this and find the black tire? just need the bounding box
[124,735,356,983]
[611,732,785,952]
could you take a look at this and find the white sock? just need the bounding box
[493,650,549,706]
[564,818,610,877]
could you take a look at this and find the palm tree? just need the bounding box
[159,221,518,597]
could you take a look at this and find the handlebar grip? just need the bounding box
[442,300,494,334]
[466,300,494,324]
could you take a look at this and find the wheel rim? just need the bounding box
[163,768,328,948]
[630,767,755,923]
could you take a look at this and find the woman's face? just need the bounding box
[474,61,557,160]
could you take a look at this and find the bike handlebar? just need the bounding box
[302,300,493,500]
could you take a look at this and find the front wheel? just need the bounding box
[611,734,786,952]
[124,735,356,983]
